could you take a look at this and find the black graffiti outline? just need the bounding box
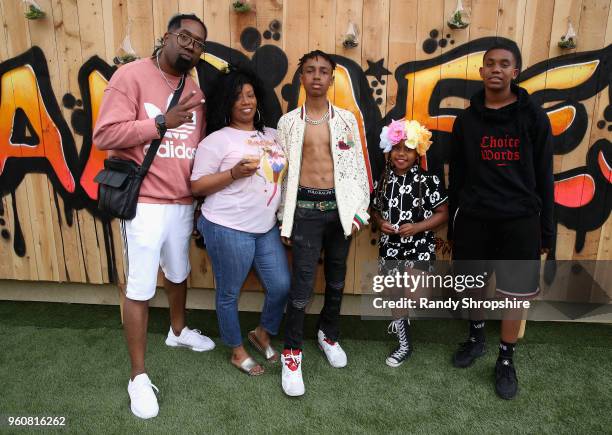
[385,37,612,252]
[0,39,611,266]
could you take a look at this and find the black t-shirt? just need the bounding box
[373,165,447,264]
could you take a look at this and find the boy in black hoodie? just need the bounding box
[448,40,554,400]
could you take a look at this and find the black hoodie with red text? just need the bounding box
[448,84,555,249]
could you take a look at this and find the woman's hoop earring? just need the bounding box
[225,115,230,126]
[256,108,262,124]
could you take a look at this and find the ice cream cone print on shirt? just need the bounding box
[262,144,286,206]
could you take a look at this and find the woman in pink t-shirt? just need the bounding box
[191,68,289,376]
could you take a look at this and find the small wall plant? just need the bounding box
[24,0,45,20]
[447,0,470,29]
[232,1,252,13]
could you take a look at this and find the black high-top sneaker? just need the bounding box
[495,358,518,399]
[452,337,486,368]
[385,318,412,367]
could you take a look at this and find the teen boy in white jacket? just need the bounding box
[276,50,370,397]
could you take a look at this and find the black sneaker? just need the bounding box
[452,338,486,368]
[385,318,412,367]
[495,358,518,399]
[386,345,412,367]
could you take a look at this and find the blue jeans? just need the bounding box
[198,215,290,347]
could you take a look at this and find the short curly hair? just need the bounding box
[205,66,267,134]
[483,39,522,74]
[167,13,207,39]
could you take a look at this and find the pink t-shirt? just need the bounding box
[191,127,287,233]
[93,58,206,204]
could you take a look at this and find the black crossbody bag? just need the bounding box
[94,78,186,220]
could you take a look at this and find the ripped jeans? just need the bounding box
[284,207,352,350]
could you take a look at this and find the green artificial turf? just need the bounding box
[0,300,611,434]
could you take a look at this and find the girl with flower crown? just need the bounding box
[372,119,449,367]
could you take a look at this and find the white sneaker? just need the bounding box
[281,349,305,397]
[317,330,347,368]
[127,373,159,419]
[165,326,215,352]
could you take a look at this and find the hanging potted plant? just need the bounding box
[232,1,253,13]
[24,0,45,20]
[447,0,470,29]
[558,22,577,49]
[341,22,360,49]
[113,21,139,65]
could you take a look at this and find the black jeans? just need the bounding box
[284,207,352,349]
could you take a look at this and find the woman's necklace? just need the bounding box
[304,103,330,125]
[156,51,184,92]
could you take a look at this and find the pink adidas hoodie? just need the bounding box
[93,57,206,204]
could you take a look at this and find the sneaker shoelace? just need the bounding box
[458,339,479,352]
[389,346,410,361]
[388,319,410,345]
[187,328,202,336]
[323,337,337,346]
[283,350,301,371]
[134,380,159,397]
[181,328,206,342]
[497,359,516,380]
[387,318,410,335]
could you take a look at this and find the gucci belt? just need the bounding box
[296,200,338,211]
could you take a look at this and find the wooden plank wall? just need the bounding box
[0,0,610,301]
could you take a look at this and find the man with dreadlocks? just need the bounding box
[94,13,212,419]
[372,119,448,367]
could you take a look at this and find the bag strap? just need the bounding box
[139,77,187,176]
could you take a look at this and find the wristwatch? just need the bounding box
[155,114,166,137]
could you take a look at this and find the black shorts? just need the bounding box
[452,211,541,298]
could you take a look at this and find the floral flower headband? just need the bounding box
[379,119,433,156]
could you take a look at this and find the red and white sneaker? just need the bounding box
[317,330,347,368]
[281,349,305,397]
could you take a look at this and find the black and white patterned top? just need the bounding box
[373,165,448,266]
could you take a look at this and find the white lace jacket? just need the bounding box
[277,104,370,238]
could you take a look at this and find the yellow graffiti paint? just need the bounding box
[402,53,597,137]
[201,53,229,72]
[520,60,599,93]
[297,65,373,188]
[404,52,484,133]
[80,70,109,199]
[0,65,75,192]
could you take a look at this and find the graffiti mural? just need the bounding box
[0,35,610,282]
[384,38,612,253]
